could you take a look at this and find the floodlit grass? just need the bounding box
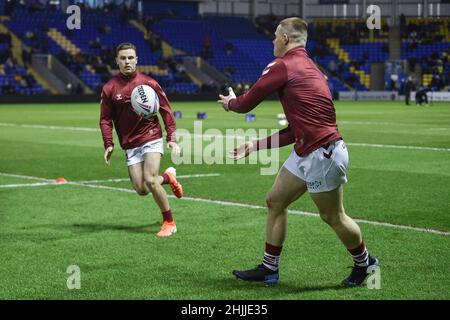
[0,100,449,299]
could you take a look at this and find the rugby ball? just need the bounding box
[131,84,160,119]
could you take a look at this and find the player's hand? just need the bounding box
[217,87,236,112]
[229,141,255,160]
[104,146,114,166]
[167,141,180,156]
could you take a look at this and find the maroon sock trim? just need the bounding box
[265,242,283,256]
[348,240,366,256]
[161,173,170,185]
[161,209,173,223]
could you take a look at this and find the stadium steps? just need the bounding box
[182,57,213,87]
[0,20,54,93]
[129,19,185,58]
[326,39,350,63]
[47,28,81,55]
[440,21,450,42]
[0,20,23,66]
[388,26,401,60]
[183,68,203,87]
[363,28,389,43]
[128,19,203,87]
[86,65,97,74]
[26,65,58,94]
[46,29,101,92]
[128,20,203,86]
[327,38,371,89]
[422,73,433,86]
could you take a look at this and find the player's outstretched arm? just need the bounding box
[104,146,114,166]
[221,60,288,114]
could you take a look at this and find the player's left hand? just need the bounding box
[229,141,255,160]
[217,87,236,112]
[167,141,180,156]
[104,146,114,166]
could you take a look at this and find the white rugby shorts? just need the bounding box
[124,138,164,166]
[283,139,348,193]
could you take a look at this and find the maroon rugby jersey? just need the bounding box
[99,70,176,150]
[228,46,341,157]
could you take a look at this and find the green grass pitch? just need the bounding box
[0,100,449,299]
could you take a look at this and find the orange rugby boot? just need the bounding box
[156,221,177,237]
[164,167,183,198]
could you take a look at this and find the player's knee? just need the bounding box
[144,175,159,192]
[266,193,286,211]
[134,185,149,196]
[266,193,275,208]
[136,189,149,196]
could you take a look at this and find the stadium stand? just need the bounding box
[150,16,268,84]
[149,14,351,97]
[401,17,450,91]
[0,1,448,99]
[311,18,390,91]
[2,2,198,94]
[0,28,44,95]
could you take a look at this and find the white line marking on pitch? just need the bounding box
[83,183,450,236]
[0,173,220,187]
[1,122,449,152]
[0,122,98,132]
[74,173,221,184]
[345,142,450,152]
[2,172,446,236]
[0,182,59,188]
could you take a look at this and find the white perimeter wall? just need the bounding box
[198,0,449,20]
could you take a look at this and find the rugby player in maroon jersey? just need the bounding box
[218,18,378,287]
[100,43,183,237]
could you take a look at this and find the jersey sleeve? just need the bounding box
[99,87,114,149]
[154,83,177,143]
[228,60,288,113]
[253,125,295,150]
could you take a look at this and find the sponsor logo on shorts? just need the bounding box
[307,180,322,190]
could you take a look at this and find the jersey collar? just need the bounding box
[284,46,306,57]
[119,70,138,81]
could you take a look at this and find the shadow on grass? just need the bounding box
[0,222,162,243]
[70,222,160,234]
[197,276,350,297]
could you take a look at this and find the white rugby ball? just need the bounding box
[131,84,160,119]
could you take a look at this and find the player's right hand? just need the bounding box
[217,87,236,112]
[104,146,114,166]
[229,141,254,160]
